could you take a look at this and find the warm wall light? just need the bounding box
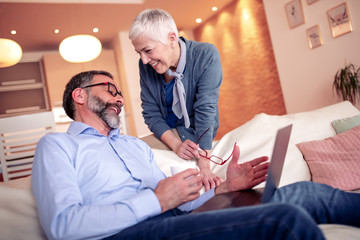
[59,34,102,63]
[0,38,23,68]
[243,8,250,21]
[196,18,202,23]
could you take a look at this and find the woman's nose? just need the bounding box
[140,53,150,64]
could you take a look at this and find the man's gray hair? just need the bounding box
[129,8,178,44]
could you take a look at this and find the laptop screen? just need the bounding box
[261,124,293,203]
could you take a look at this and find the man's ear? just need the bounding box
[72,88,86,105]
[168,32,178,48]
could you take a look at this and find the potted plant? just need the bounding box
[333,63,360,105]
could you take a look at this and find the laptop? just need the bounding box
[261,124,293,203]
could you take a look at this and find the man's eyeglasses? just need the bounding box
[197,127,236,165]
[82,82,123,97]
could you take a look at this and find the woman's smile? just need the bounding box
[151,60,159,67]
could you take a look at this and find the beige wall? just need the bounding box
[113,32,152,138]
[263,0,360,113]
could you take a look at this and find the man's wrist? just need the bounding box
[214,182,229,195]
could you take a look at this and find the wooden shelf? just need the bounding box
[0,61,50,118]
[0,83,44,92]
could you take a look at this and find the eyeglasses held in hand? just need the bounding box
[196,127,236,165]
[82,82,123,97]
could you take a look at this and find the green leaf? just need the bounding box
[333,63,360,104]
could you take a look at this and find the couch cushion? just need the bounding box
[284,101,360,143]
[332,114,360,134]
[319,224,360,240]
[296,125,360,191]
[0,177,46,240]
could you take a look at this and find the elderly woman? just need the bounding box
[129,8,223,191]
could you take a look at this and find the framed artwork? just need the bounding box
[327,2,353,38]
[307,0,319,5]
[306,25,323,49]
[285,0,305,29]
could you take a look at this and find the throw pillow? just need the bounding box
[331,114,360,134]
[296,125,360,191]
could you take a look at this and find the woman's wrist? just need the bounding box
[160,130,182,152]
[197,155,210,170]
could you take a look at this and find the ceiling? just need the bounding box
[0,0,234,52]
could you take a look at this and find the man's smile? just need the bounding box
[108,104,122,115]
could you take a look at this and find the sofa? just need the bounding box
[1,101,359,239]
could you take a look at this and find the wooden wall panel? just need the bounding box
[194,0,286,139]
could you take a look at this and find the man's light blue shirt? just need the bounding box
[31,121,214,240]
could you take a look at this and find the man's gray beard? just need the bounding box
[87,94,120,129]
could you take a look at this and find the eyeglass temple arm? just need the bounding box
[216,143,238,164]
[82,82,109,88]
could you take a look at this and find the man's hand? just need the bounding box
[154,168,203,212]
[215,145,269,195]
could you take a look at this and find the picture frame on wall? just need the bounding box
[306,0,319,5]
[327,2,353,38]
[285,0,305,29]
[306,25,323,49]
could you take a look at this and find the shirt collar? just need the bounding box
[67,121,121,138]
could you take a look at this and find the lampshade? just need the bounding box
[59,35,102,63]
[0,38,23,68]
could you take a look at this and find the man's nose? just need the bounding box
[114,93,124,105]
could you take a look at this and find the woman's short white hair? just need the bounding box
[129,8,178,44]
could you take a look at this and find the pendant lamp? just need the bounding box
[59,34,102,63]
[0,38,23,68]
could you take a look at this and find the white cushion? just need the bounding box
[320,224,360,240]
[0,177,46,240]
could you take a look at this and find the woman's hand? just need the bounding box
[197,153,222,191]
[160,130,200,160]
[175,139,200,160]
[199,168,223,191]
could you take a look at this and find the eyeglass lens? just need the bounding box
[108,83,122,97]
[198,148,225,165]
